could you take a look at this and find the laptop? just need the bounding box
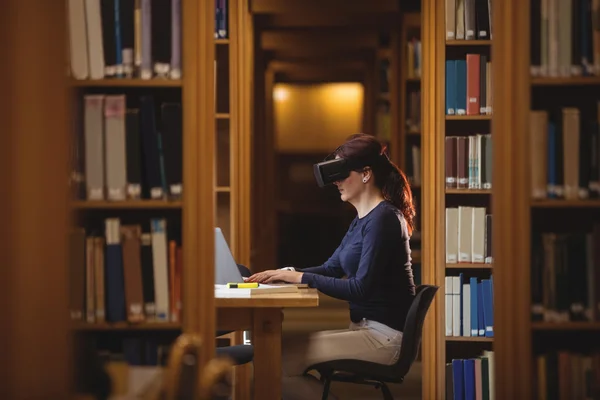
[214,227,245,285]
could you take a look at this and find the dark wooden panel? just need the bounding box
[251,0,399,14]
[261,30,379,51]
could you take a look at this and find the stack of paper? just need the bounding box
[214,284,299,298]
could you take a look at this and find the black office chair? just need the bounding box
[215,264,255,366]
[304,284,439,400]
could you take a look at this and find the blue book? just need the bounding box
[105,243,126,322]
[446,60,457,115]
[463,359,476,400]
[455,60,467,115]
[477,282,485,336]
[482,279,494,337]
[452,359,464,400]
[470,277,479,336]
[458,273,464,335]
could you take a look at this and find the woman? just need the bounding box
[247,133,416,399]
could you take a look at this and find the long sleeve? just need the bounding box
[299,245,345,278]
[301,212,400,301]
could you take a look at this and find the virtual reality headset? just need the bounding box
[313,152,388,187]
[313,158,352,188]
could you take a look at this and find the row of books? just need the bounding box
[71,94,183,202]
[535,350,600,399]
[406,145,422,187]
[531,229,600,323]
[375,101,391,142]
[445,56,493,116]
[445,274,494,337]
[69,217,182,325]
[68,0,183,81]
[530,104,600,200]
[406,90,421,132]
[444,0,493,41]
[445,134,492,190]
[530,0,600,78]
[445,207,492,264]
[379,59,390,94]
[406,38,422,79]
[446,351,495,400]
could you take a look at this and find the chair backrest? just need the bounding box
[394,284,439,377]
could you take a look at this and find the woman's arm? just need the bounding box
[301,214,398,301]
[299,245,345,278]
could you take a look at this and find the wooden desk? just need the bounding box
[215,289,319,400]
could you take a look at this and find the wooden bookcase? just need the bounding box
[521,0,600,398]
[422,0,495,397]
[65,0,252,394]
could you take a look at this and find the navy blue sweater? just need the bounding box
[300,201,416,332]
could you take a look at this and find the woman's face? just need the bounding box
[332,155,366,203]
[334,170,364,202]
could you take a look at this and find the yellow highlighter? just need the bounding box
[227,282,259,289]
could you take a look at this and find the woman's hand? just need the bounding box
[244,269,304,284]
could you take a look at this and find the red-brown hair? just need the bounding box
[334,133,416,234]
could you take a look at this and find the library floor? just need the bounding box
[278,333,422,400]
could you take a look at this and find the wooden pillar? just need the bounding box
[421,0,446,398]
[0,0,71,397]
[491,0,532,398]
[182,0,216,372]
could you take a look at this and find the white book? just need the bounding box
[458,206,473,262]
[68,0,89,79]
[471,207,486,262]
[151,219,170,321]
[84,0,105,79]
[445,276,453,336]
[462,283,471,337]
[84,95,105,200]
[452,276,461,336]
[104,95,127,201]
[446,208,459,263]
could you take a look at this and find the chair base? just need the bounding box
[318,371,397,400]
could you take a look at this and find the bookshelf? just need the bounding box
[422,0,495,397]
[64,0,252,395]
[374,44,392,153]
[525,0,600,398]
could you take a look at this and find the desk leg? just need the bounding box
[252,308,283,400]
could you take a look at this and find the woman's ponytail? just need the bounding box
[381,159,416,235]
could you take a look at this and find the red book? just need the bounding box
[466,54,481,115]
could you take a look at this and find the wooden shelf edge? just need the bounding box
[531,76,600,86]
[446,336,494,342]
[446,263,493,269]
[69,78,182,87]
[446,114,492,120]
[72,200,183,209]
[531,199,600,207]
[446,39,492,46]
[215,38,230,44]
[72,322,182,331]
[446,188,492,194]
[531,322,600,330]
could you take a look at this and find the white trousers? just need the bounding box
[282,319,403,400]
